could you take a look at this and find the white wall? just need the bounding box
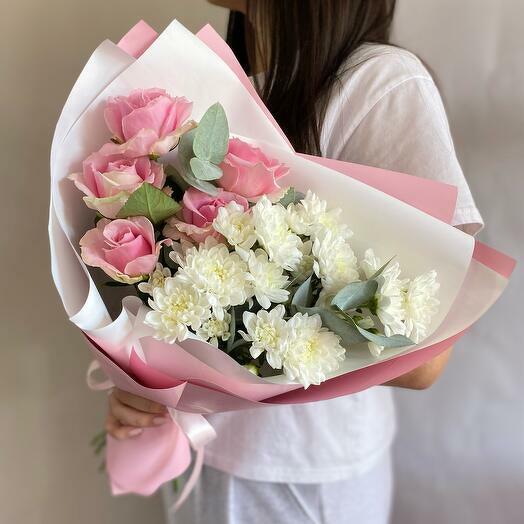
[0,2,227,523]
[391,1,523,523]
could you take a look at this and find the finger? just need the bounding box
[109,393,168,428]
[113,389,167,415]
[105,412,144,441]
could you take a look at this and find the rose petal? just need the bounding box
[104,235,151,274]
[125,253,158,276]
[83,192,130,219]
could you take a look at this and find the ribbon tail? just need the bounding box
[170,446,205,513]
[167,410,217,513]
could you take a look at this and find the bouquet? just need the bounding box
[73,93,442,388]
[49,20,515,509]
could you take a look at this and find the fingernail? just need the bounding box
[153,417,167,426]
[129,428,143,437]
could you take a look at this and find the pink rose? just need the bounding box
[69,149,165,218]
[104,88,194,157]
[163,187,249,244]
[80,217,161,284]
[218,138,289,199]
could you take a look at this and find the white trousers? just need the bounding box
[163,450,393,524]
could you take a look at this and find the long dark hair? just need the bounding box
[227,0,397,155]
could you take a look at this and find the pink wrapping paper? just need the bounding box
[68,20,516,502]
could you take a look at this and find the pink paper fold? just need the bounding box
[117,20,158,59]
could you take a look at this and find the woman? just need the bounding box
[106,1,483,522]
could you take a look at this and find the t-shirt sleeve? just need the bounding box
[323,60,484,235]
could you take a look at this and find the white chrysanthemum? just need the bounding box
[145,276,210,343]
[196,310,231,347]
[282,313,345,388]
[176,237,252,319]
[378,264,409,337]
[361,249,408,338]
[367,342,383,358]
[403,270,440,343]
[289,240,314,280]
[287,190,353,241]
[312,232,359,294]
[252,196,303,271]
[246,249,290,309]
[360,248,382,279]
[138,263,171,296]
[168,238,198,267]
[239,305,287,369]
[212,201,256,250]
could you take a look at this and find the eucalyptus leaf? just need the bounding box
[190,157,223,180]
[278,187,306,208]
[369,256,396,280]
[291,274,314,309]
[116,183,181,224]
[178,167,220,196]
[193,103,229,164]
[331,280,378,311]
[165,164,189,192]
[286,270,313,289]
[296,306,367,346]
[178,127,196,161]
[230,338,250,352]
[177,128,220,196]
[340,309,414,349]
[354,327,413,349]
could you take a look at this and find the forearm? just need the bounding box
[383,347,453,390]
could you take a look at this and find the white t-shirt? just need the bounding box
[203,44,483,484]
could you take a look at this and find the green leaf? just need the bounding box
[227,306,236,353]
[193,103,229,164]
[331,280,378,311]
[179,167,220,196]
[286,270,313,290]
[291,274,314,309]
[339,309,414,349]
[278,187,306,208]
[165,164,189,192]
[172,478,180,494]
[369,256,396,281]
[178,129,220,196]
[89,430,106,447]
[90,430,107,461]
[117,183,181,225]
[296,306,366,346]
[358,330,413,349]
[178,127,196,161]
[190,157,223,180]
